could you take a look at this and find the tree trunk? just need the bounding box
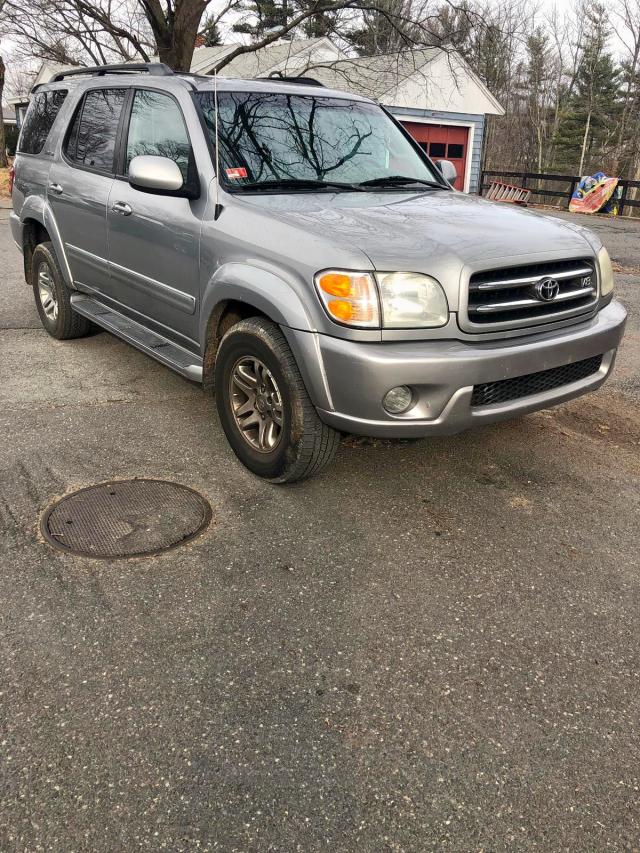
[536,119,543,174]
[578,110,591,176]
[0,55,8,169]
[151,0,208,71]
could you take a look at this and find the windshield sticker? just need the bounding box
[226,167,248,179]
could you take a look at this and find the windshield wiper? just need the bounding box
[235,178,363,192]
[358,175,447,189]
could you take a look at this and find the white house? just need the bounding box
[8,60,76,128]
[2,105,17,128]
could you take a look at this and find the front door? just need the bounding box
[401,122,469,191]
[48,87,127,295]
[106,88,202,349]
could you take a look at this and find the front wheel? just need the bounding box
[31,242,92,340]
[214,318,340,483]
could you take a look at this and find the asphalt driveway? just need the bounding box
[1,206,639,851]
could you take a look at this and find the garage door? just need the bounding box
[401,122,468,191]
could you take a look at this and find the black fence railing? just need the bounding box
[480,170,640,215]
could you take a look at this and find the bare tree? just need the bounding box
[611,0,640,174]
[0,0,8,168]
[0,54,7,168]
[2,0,501,73]
[1,0,154,66]
[3,60,36,101]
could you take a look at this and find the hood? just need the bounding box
[243,190,598,310]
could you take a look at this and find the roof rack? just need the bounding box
[49,62,174,83]
[257,74,325,87]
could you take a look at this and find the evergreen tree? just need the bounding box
[344,0,420,55]
[614,59,640,176]
[433,2,474,61]
[295,0,339,39]
[554,2,622,174]
[232,1,292,40]
[200,15,222,47]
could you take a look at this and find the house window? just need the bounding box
[429,142,446,157]
[447,143,464,159]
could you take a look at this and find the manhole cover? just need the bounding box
[41,479,211,558]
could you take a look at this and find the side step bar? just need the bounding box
[70,294,203,382]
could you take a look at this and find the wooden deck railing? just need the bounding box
[480,170,640,215]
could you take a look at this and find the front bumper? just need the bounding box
[289,300,627,438]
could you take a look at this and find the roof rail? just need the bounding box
[257,74,326,87]
[49,62,174,83]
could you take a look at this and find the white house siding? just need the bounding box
[387,51,503,117]
[387,106,485,194]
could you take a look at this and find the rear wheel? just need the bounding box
[215,317,340,483]
[32,242,92,340]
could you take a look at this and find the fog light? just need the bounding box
[383,385,414,414]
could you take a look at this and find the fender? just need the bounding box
[19,194,74,289]
[199,261,316,349]
[200,261,337,411]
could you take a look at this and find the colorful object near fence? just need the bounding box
[569,172,620,215]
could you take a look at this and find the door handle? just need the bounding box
[111,201,132,216]
[48,183,63,195]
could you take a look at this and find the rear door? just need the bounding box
[14,88,69,218]
[106,88,202,347]
[48,87,127,296]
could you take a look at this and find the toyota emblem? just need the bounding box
[534,277,560,302]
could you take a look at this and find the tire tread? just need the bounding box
[216,317,340,483]
[32,242,92,340]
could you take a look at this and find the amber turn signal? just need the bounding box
[317,273,354,298]
[314,270,380,328]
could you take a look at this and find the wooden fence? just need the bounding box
[480,170,640,215]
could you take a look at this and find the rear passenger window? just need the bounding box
[64,88,126,172]
[18,90,67,155]
[125,90,191,181]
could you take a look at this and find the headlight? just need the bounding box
[376,272,448,328]
[314,270,380,328]
[314,269,449,329]
[597,246,614,296]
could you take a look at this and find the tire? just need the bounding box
[214,317,340,483]
[32,242,92,340]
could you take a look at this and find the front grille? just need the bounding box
[471,355,603,407]
[464,259,598,331]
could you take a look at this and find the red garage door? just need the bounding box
[401,122,468,191]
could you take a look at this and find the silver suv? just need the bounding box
[11,63,627,482]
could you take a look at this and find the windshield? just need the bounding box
[196,91,446,191]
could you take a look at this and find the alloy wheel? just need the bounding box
[229,356,284,453]
[38,262,58,322]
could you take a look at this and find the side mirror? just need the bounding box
[129,155,184,193]
[434,159,458,186]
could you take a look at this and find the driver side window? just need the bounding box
[125,90,192,182]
